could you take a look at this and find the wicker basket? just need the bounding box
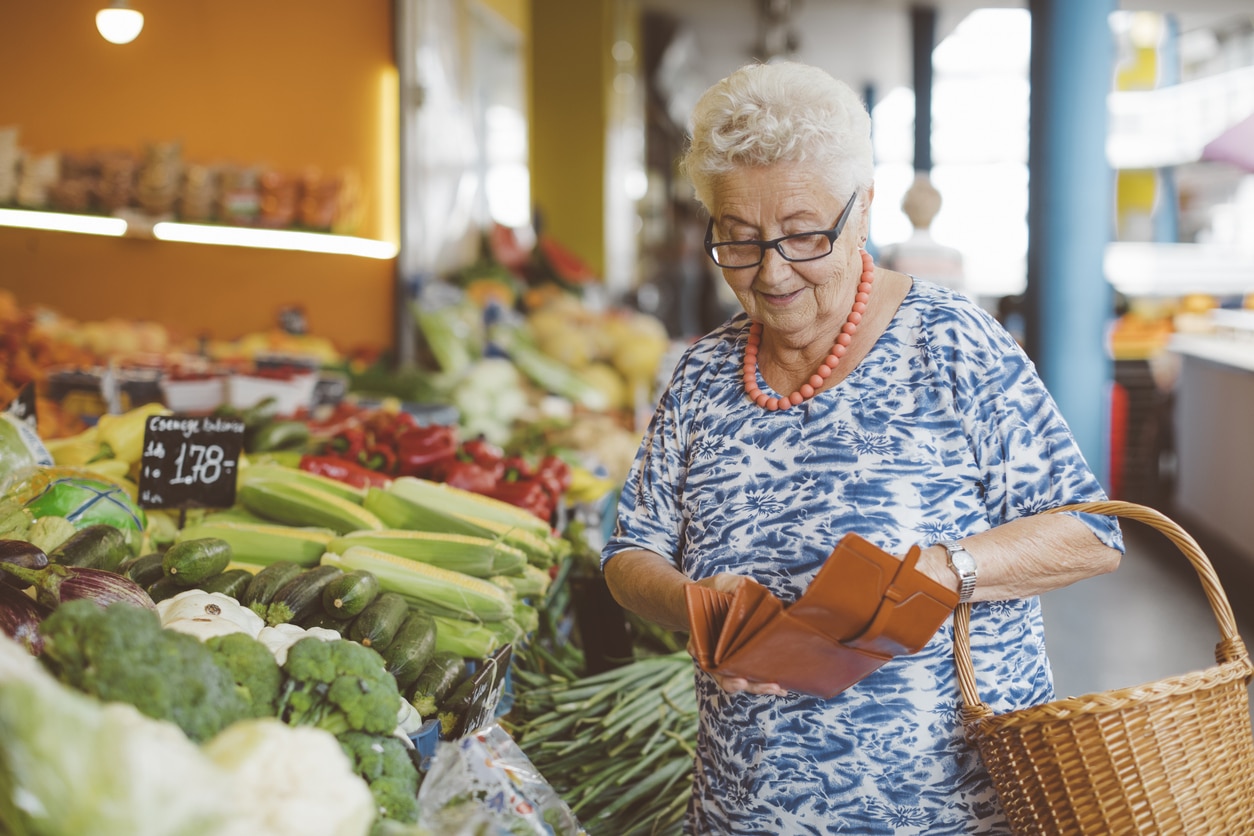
[953,501,1254,835]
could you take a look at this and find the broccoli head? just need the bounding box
[277,636,402,736]
[37,599,251,742]
[337,731,421,827]
[204,631,283,718]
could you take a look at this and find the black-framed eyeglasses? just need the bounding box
[704,190,858,269]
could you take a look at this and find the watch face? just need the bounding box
[950,549,977,575]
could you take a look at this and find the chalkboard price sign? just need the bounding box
[138,414,246,510]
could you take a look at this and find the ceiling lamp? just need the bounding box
[96,1,144,45]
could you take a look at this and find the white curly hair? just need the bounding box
[680,61,874,214]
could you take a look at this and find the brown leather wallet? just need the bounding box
[685,532,959,698]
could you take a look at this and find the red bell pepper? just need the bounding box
[395,424,459,479]
[501,454,535,480]
[534,454,572,501]
[440,458,501,494]
[461,437,506,476]
[299,454,393,490]
[489,477,555,522]
[358,443,398,474]
[328,426,367,460]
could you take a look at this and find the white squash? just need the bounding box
[156,589,265,640]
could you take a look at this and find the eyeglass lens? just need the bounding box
[712,233,833,267]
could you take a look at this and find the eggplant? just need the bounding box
[0,561,156,612]
[0,582,49,654]
[0,539,49,589]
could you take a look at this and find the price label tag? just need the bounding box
[138,414,245,510]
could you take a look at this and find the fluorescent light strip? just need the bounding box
[0,208,127,236]
[152,222,398,259]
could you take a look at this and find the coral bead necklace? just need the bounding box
[743,248,876,411]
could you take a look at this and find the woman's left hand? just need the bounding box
[706,671,789,697]
[684,572,790,697]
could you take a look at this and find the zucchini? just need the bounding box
[200,568,253,600]
[146,575,186,603]
[299,608,352,633]
[271,564,343,625]
[382,610,438,690]
[241,560,303,607]
[49,524,131,571]
[118,552,166,588]
[162,537,232,587]
[321,569,380,620]
[407,650,469,715]
[347,591,408,650]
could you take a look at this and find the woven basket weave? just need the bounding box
[953,501,1254,835]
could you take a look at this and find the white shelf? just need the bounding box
[1104,242,1254,298]
[0,208,398,260]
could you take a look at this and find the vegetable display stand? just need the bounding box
[954,501,1254,835]
[570,574,633,675]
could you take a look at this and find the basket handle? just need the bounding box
[953,500,1253,720]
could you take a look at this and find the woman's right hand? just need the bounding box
[686,573,789,698]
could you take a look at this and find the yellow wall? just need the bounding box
[0,0,397,353]
[530,0,606,275]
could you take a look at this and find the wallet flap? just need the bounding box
[788,532,901,643]
[844,544,959,656]
[711,610,893,699]
[685,583,735,671]
[715,579,784,663]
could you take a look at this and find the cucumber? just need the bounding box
[119,552,166,588]
[200,568,253,600]
[347,591,409,650]
[249,420,311,454]
[241,560,303,607]
[162,537,232,587]
[321,569,380,620]
[271,564,344,625]
[50,524,131,571]
[146,575,186,603]
[407,650,469,715]
[382,611,438,690]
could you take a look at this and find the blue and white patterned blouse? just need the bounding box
[602,281,1123,835]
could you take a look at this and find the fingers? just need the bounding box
[713,673,788,697]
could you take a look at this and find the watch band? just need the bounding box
[938,540,977,604]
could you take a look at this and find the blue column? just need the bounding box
[910,5,937,174]
[1025,0,1116,487]
[1155,15,1180,244]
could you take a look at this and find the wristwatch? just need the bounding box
[938,540,978,604]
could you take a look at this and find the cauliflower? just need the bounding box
[0,632,252,836]
[1,632,379,836]
[203,718,376,836]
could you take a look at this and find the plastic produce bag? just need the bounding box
[416,723,585,836]
[0,411,52,495]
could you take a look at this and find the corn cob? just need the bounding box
[326,529,525,578]
[322,546,513,622]
[175,520,333,568]
[237,479,384,535]
[366,486,557,568]
[389,477,552,538]
[240,462,367,505]
[430,614,524,658]
[489,563,552,599]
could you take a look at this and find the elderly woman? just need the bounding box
[601,62,1123,835]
